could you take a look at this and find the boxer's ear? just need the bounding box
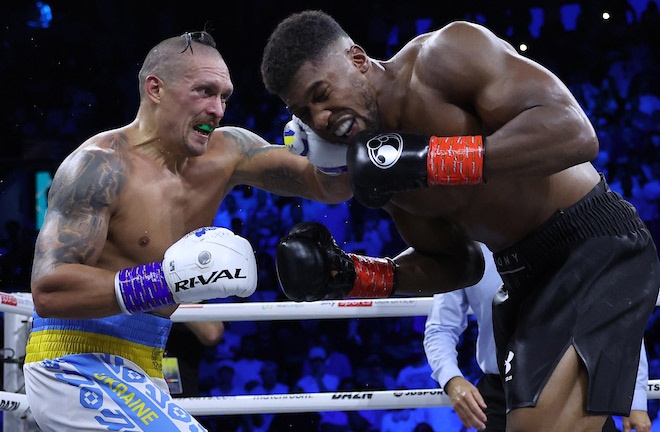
[348,45,369,72]
[145,75,163,102]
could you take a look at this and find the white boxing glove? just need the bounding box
[283,115,347,175]
[114,226,257,314]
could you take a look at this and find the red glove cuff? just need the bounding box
[427,136,484,185]
[347,254,397,298]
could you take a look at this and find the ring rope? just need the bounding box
[177,388,451,415]
[0,292,435,320]
[4,383,660,415]
[0,292,37,316]
[0,391,28,413]
[5,291,660,321]
[177,382,660,415]
[171,298,434,321]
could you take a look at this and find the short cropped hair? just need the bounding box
[260,10,348,95]
[138,31,219,98]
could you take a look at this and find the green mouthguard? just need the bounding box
[198,124,213,132]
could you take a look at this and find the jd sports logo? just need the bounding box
[504,350,515,382]
[366,133,403,169]
[174,269,247,291]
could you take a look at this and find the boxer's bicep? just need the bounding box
[37,148,123,272]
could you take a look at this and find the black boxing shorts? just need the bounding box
[491,175,660,416]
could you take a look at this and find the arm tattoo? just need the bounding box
[34,135,129,275]
[258,165,310,195]
[220,127,325,197]
[222,128,271,159]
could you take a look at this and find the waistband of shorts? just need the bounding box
[25,313,171,378]
[493,177,645,277]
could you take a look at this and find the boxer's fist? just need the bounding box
[276,222,356,301]
[163,227,258,302]
[115,227,257,314]
[283,115,348,175]
[347,132,429,208]
[347,132,484,208]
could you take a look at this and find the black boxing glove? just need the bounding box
[347,132,484,208]
[275,222,397,302]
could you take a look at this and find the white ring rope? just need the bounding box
[0,292,37,317]
[2,290,660,420]
[171,298,435,321]
[176,383,660,415]
[0,292,437,321]
[178,389,451,415]
[4,291,660,321]
[4,383,660,415]
[0,390,28,414]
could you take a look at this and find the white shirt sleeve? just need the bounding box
[423,290,470,389]
[631,339,648,411]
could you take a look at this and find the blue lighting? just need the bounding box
[27,2,53,29]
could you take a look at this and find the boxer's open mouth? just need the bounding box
[194,124,214,135]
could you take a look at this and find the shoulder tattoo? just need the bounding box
[221,128,272,159]
[38,134,130,267]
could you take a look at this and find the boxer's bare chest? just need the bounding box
[107,161,230,263]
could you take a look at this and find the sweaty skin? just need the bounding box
[282,22,600,294]
[31,41,352,320]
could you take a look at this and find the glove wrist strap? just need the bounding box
[347,255,397,298]
[428,136,484,185]
[115,262,176,314]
